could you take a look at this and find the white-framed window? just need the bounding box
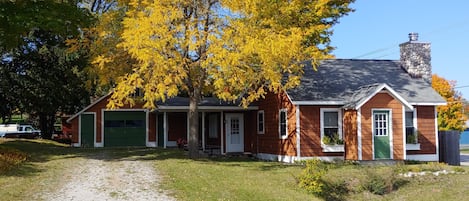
[405,110,418,144]
[257,110,264,134]
[279,109,288,139]
[320,108,343,145]
[374,112,389,136]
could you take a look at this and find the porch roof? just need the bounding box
[156,97,258,111]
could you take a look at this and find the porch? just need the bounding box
[155,97,258,155]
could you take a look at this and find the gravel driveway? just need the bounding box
[39,152,175,201]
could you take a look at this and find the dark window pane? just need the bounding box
[405,111,413,127]
[126,120,145,128]
[280,110,287,136]
[324,112,338,127]
[104,120,125,128]
[324,128,338,138]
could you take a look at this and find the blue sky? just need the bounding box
[330,0,469,99]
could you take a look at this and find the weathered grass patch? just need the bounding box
[2,139,469,201]
[154,155,314,201]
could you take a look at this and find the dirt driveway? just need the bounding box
[39,151,175,201]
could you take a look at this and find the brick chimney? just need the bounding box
[399,33,432,84]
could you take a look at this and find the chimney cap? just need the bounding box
[409,32,418,41]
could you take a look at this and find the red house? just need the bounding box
[67,33,445,162]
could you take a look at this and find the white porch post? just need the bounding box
[202,112,205,151]
[164,112,168,148]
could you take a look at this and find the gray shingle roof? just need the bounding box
[287,59,446,105]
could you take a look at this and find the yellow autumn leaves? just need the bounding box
[103,0,353,109]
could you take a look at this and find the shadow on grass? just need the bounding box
[0,139,187,177]
[1,139,295,178]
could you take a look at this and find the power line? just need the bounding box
[455,85,469,89]
[352,18,469,59]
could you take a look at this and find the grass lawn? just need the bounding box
[2,139,469,201]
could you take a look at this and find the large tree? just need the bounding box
[0,0,93,50]
[3,29,91,138]
[0,0,94,137]
[109,0,354,157]
[432,74,467,131]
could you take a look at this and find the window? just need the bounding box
[320,108,342,145]
[208,113,218,139]
[104,120,144,128]
[279,109,287,138]
[104,120,125,128]
[374,112,388,136]
[126,120,145,128]
[132,88,144,98]
[257,110,264,134]
[405,111,418,144]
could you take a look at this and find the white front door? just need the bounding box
[226,113,244,153]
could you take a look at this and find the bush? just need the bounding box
[298,159,329,195]
[298,159,350,201]
[0,147,27,173]
[361,167,403,195]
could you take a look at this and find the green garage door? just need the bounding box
[80,114,95,147]
[104,111,146,147]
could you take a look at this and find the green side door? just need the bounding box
[104,111,146,147]
[373,111,391,159]
[80,114,95,147]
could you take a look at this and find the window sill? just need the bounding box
[322,144,345,152]
[406,143,421,151]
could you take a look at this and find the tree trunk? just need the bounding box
[188,89,201,159]
[39,113,55,139]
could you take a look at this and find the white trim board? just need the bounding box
[256,153,344,163]
[406,154,438,161]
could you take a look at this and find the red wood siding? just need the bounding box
[407,106,437,155]
[256,92,297,156]
[244,110,256,153]
[69,94,157,145]
[70,118,79,144]
[361,93,404,160]
[167,112,187,141]
[344,110,358,160]
[299,106,343,157]
[148,113,156,142]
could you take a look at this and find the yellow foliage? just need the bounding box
[432,74,467,131]
[109,0,353,109]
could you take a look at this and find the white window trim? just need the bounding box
[257,110,265,134]
[279,109,288,139]
[405,109,421,150]
[320,108,343,147]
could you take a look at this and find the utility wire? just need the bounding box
[353,18,469,59]
[455,85,469,89]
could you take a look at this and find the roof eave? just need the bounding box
[290,101,346,105]
[353,83,414,110]
[66,92,113,123]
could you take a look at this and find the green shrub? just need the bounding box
[0,147,27,173]
[362,167,402,195]
[298,159,329,195]
[453,166,465,173]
